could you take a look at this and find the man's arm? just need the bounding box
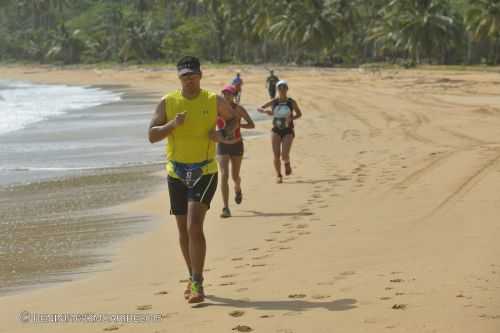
[148,98,185,143]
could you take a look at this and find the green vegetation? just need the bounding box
[0,0,498,66]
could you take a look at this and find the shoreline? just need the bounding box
[0,65,499,333]
[0,81,166,297]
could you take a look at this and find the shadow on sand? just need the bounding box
[231,210,314,218]
[193,295,357,312]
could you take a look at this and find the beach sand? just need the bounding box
[0,65,499,332]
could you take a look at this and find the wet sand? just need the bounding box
[0,164,162,295]
[0,65,499,333]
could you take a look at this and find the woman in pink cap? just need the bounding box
[217,84,255,218]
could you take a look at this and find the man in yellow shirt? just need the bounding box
[148,56,235,303]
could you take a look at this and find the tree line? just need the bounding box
[0,0,499,66]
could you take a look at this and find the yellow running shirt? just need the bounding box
[164,89,218,178]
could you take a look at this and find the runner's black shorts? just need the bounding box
[167,173,218,215]
[272,127,295,138]
[217,140,244,156]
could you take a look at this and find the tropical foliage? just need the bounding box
[0,0,497,66]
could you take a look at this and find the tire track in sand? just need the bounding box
[421,148,500,220]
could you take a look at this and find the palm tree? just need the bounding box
[268,0,336,62]
[372,0,461,64]
[466,0,500,64]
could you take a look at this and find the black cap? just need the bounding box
[177,56,201,76]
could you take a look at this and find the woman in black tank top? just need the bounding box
[257,80,302,183]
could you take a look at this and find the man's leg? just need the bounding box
[167,176,191,298]
[174,215,192,299]
[187,201,207,282]
[175,215,190,275]
[186,173,217,303]
[186,201,207,303]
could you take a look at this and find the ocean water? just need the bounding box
[0,81,165,186]
[0,80,122,135]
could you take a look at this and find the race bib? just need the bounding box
[273,117,289,130]
[172,160,210,188]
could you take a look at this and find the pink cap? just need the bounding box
[221,84,237,95]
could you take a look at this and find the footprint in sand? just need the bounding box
[279,246,292,250]
[229,310,245,317]
[252,255,270,260]
[136,305,152,311]
[265,238,276,242]
[235,264,250,269]
[219,282,236,286]
[279,238,295,244]
[390,278,404,283]
[252,263,267,267]
[282,223,293,227]
[259,314,274,319]
[179,279,190,283]
[395,292,405,296]
[103,326,120,331]
[311,294,331,300]
[248,248,259,251]
[154,291,169,295]
[232,257,244,261]
[296,224,309,229]
[379,297,392,300]
[221,274,237,278]
[298,231,311,235]
[340,271,356,276]
[149,282,164,286]
[232,325,253,332]
[479,314,500,320]
[288,294,307,299]
[392,304,407,310]
[271,231,282,234]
